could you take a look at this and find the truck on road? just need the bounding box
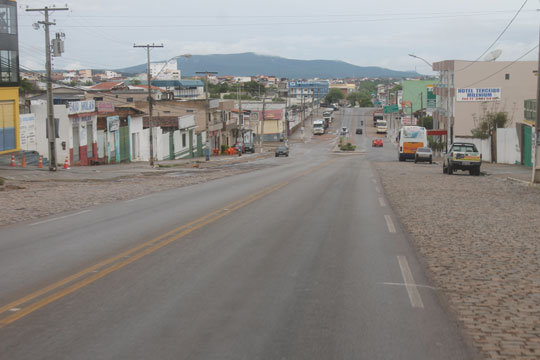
[312,119,325,135]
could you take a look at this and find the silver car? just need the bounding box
[414,147,433,164]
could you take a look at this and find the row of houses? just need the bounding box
[15,85,308,166]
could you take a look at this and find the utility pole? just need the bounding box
[196,71,218,152]
[134,43,163,167]
[285,87,290,138]
[238,82,243,145]
[260,97,266,153]
[420,92,424,127]
[533,21,540,183]
[27,6,69,171]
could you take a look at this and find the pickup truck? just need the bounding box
[443,142,482,176]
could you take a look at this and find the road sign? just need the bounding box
[384,105,399,113]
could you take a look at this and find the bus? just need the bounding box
[398,126,428,161]
[376,119,387,134]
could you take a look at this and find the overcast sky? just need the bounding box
[16,0,539,76]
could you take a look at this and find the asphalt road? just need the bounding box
[0,109,472,359]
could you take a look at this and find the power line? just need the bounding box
[17,11,537,28]
[17,9,534,19]
[456,0,529,72]
[462,44,539,88]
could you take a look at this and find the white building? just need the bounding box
[150,62,181,80]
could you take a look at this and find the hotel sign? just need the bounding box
[457,88,501,102]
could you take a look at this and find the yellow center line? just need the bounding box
[0,160,336,328]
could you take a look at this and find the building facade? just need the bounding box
[288,81,329,102]
[432,60,536,141]
[0,0,19,154]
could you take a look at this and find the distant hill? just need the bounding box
[118,52,418,79]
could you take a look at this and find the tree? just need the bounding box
[471,111,508,139]
[421,115,433,130]
[325,88,344,104]
[19,78,37,96]
[347,92,373,107]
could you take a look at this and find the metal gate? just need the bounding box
[119,126,130,162]
[524,125,533,167]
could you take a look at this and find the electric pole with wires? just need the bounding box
[134,43,163,167]
[26,6,69,171]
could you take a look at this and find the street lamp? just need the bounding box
[408,53,432,68]
[153,54,191,80]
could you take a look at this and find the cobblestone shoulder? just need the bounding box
[374,161,540,360]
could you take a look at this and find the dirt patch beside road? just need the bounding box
[375,161,540,360]
[0,162,275,226]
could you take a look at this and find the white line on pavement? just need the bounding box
[375,186,381,193]
[382,282,437,290]
[384,215,396,233]
[125,195,150,203]
[397,255,425,308]
[29,210,92,226]
[379,197,386,207]
[371,178,377,184]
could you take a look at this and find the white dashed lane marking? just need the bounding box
[384,215,396,233]
[379,197,386,207]
[397,255,425,309]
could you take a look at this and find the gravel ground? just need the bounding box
[375,161,540,360]
[0,162,274,226]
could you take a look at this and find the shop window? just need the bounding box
[0,4,16,35]
[0,50,18,83]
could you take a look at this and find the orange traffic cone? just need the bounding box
[63,156,70,169]
[10,155,15,167]
[21,155,26,168]
[38,156,43,168]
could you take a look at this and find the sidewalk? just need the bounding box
[0,151,272,182]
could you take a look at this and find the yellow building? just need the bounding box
[0,0,20,154]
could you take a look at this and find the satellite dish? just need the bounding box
[484,49,502,62]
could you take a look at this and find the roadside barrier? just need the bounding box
[63,156,70,169]
[38,156,43,168]
[10,155,15,167]
[21,156,26,168]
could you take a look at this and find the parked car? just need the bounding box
[414,147,433,164]
[356,128,363,134]
[340,127,348,135]
[243,143,255,153]
[372,139,383,147]
[443,142,482,176]
[275,145,289,157]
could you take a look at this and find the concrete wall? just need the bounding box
[496,128,521,165]
[31,102,70,166]
[454,137,491,163]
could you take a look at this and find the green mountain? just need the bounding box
[119,52,418,79]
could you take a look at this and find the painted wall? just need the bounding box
[452,61,536,138]
[402,80,437,113]
[30,102,70,166]
[0,87,19,153]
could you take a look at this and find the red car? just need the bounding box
[372,139,383,147]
